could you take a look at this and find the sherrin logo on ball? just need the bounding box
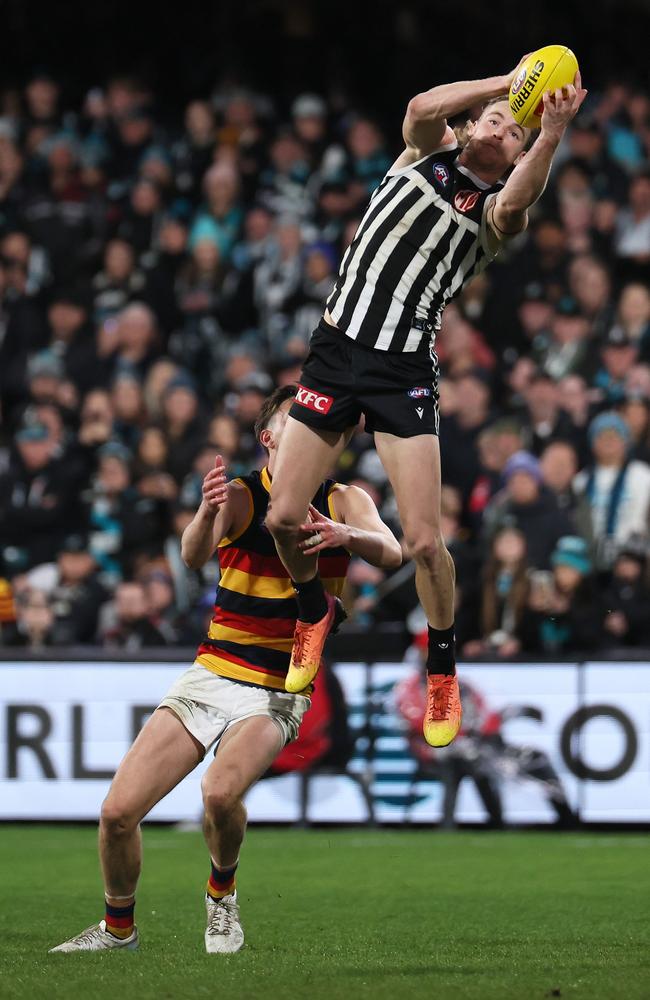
[509,45,579,129]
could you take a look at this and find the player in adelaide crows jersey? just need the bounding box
[50,385,401,957]
[266,59,586,747]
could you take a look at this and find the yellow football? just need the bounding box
[509,45,579,129]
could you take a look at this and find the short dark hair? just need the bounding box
[254,384,297,444]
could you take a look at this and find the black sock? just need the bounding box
[426,624,456,676]
[292,576,328,623]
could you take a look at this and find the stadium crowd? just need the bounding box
[0,72,649,655]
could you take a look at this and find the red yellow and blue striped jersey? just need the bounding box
[196,467,350,691]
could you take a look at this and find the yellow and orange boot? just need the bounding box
[423,673,462,747]
[285,594,347,693]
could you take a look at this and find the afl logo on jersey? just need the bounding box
[408,387,432,399]
[454,190,480,213]
[432,163,450,187]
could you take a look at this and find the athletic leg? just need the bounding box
[50,706,204,952]
[201,715,286,953]
[374,432,461,747]
[100,707,204,902]
[267,416,351,692]
[374,432,455,630]
[267,415,349,584]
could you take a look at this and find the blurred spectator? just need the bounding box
[482,451,574,570]
[621,394,650,463]
[0,419,83,574]
[519,536,600,653]
[100,302,160,380]
[463,527,529,658]
[49,534,108,643]
[258,132,311,219]
[92,239,147,326]
[161,373,207,482]
[436,304,496,377]
[535,298,592,382]
[600,534,650,647]
[12,587,56,649]
[191,163,243,261]
[173,100,217,202]
[440,372,492,502]
[617,282,650,359]
[615,170,650,277]
[567,115,628,204]
[99,580,166,648]
[520,371,583,456]
[568,255,615,342]
[574,411,650,569]
[46,286,107,394]
[141,565,184,643]
[593,326,639,405]
[540,440,580,514]
[86,441,167,584]
[110,370,145,450]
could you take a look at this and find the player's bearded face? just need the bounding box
[466,102,528,171]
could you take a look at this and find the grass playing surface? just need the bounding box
[1,825,648,1000]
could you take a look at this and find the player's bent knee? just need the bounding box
[202,786,241,823]
[406,534,445,572]
[100,797,140,837]
[265,506,302,540]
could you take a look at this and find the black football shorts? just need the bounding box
[289,320,441,437]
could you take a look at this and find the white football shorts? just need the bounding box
[158,661,310,757]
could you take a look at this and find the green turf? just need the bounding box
[1,825,648,1000]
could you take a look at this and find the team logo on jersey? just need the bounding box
[511,67,527,95]
[454,189,480,213]
[408,387,432,399]
[432,163,450,187]
[295,386,334,414]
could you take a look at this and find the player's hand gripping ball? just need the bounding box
[509,45,579,128]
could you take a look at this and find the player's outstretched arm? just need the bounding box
[399,56,527,164]
[181,455,247,569]
[297,487,402,569]
[489,73,588,240]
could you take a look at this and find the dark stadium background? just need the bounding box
[0,0,648,113]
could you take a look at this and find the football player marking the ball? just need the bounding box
[266,54,586,746]
[49,385,401,956]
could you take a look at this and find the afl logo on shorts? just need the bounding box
[295,386,334,414]
[511,67,527,95]
[454,190,480,213]
[432,163,450,187]
[408,387,431,398]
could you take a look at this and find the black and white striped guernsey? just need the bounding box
[326,141,502,353]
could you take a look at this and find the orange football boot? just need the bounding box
[285,594,347,693]
[423,673,462,747]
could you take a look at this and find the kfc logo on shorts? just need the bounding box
[432,163,450,187]
[295,386,334,414]
[454,189,480,213]
[408,387,432,398]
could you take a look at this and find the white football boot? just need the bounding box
[205,893,244,954]
[49,920,139,953]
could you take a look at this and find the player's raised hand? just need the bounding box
[202,455,228,514]
[541,71,588,139]
[298,503,350,555]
